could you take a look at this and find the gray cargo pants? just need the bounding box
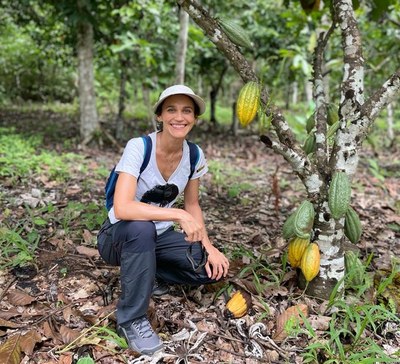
[97,218,217,326]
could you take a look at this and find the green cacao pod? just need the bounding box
[327,120,340,139]
[218,18,253,48]
[344,206,362,244]
[282,212,296,240]
[288,237,310,268]
[344,250,364,286]
[328,171,351,220]
[327,104,339,126]
[306,112,315,134]
[236,81,261,127]
[293,200,315,239]
[303,133,316,155]
[300,243,320,282]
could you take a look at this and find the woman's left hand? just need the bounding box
[204,246,230,281]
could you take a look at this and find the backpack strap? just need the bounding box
[140,135,152,174]
[187,141,200,180]
[105,135,152,211]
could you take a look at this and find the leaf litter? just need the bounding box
[0,110,399,363]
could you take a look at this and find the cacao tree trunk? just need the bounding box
[77,19,99,143]
[179,0,400,299]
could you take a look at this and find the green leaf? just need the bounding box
[76,357,95,364]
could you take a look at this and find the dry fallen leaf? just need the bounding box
[75,245,99,258]
[0,318,23,329]
[19,330,42,355]
[308,314,332,331]
[7,289,36,306]
[273,303,308,343]
[0,333,21,364]
[59,325,81,345]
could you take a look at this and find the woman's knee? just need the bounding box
[115,220,156,253]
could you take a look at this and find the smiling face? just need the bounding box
[157,94,197,139]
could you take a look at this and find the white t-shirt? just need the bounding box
[108,131,208,234]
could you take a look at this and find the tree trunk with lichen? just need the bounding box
[77,18,99,144]
[178,0,400,299]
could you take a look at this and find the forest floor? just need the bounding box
[0,109,400,364]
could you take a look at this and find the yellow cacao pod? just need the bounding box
[225,290,251,319]
[300,243,320,282]
[236,81,261,127]
[288,237,310,268]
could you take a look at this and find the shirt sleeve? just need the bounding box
[115,137,145,178]
[190,145,208,180]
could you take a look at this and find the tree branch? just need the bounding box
[312,23,336,177]
[260,135,323,195]
[178,0,309,169]
[359,68,400,140]
[334,0,364,120]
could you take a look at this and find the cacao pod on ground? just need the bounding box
[225,290,251,319]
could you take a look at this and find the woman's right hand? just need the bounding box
[177,210,204,242]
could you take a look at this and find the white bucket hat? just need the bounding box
[153,85,206,116]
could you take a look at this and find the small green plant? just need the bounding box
[0,127,84,183]
[299,301,400,363]
[0,226,39,268]
[81,202,108,231]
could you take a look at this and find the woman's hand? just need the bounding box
[204,245,229,280]
[177,210,204,242]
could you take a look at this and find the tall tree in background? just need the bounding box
[179,0,400,299]
[76,0,99,144]
[175,6,189,84]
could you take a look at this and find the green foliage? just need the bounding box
[0,226,39,268]
[76,357,95,364]
[0,127,84,182]
[208,160,255,201]
[293,299,400,363]
[0,11,75,102]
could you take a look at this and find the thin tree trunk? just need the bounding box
[77,20,99,143]
[142,85,156,131]
[231,101,238,136]
[209,63,228,126]
[292,81,298,105]
[175,7,189,84]
[116,55,129,140]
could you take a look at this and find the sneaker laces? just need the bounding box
[133,316,155,339]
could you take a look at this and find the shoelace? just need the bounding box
[133,317,154,338]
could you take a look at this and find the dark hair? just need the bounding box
[155,97,200,117]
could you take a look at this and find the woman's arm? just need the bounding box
[114,172,203,242]
[184,179,229,280]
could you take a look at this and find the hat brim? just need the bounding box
[153,93,206,116]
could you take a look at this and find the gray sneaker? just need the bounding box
[152,278,169,297]
[118,316,163,355]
